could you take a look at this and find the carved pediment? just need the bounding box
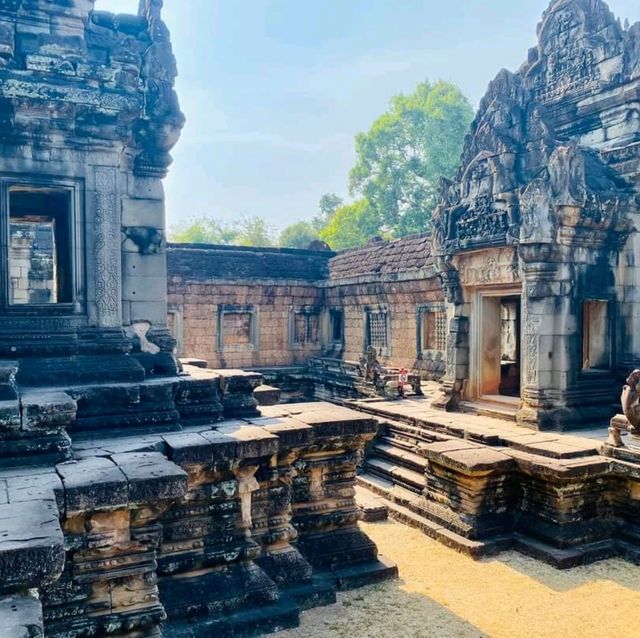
[524,0,625,102]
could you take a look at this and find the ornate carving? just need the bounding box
[524,315,541,386]
[94,168,121,328]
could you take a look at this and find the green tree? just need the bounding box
[312,193,343,230]
[169,215,275,247]
[319,199,382,251]
[169,216,238,244]
[234,216,276,247]
[279,221,320,249]
[350,80,473,236]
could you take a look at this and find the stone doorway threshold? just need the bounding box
[459,394,519,422]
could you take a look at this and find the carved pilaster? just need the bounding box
[93,167,122,329]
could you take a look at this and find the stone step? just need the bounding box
[459,399,518,422]
[356,476,626,569]
[357,473,479,539]
[364,457,425,493]
[356,480,511,560]
[371,441,428,473]
[163,599,301,638]
[355,401,601,460]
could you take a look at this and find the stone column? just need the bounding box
[517,245,571,429]
[431,267,469,410]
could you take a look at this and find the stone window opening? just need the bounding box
[217,305,259,353]
[582,300,611,371]
[365,308,389,355]
[291,308,320,347]
[418,307,447,353]
[330,309,344,345]
[2,183,81,311]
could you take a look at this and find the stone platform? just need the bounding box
[0,381,396,637]
[351,396,640,569]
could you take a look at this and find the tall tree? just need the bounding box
[279,221,320,249]
[319,200,382,251]
[350,80,473,236]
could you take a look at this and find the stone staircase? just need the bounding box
[354,398,640,568]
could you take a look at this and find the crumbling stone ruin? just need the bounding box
[6,0,640,635]
[0,2,395,637]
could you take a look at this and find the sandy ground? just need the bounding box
[277,520,640,638]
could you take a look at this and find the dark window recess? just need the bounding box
[8,188,73,306]
[330,310,344,343]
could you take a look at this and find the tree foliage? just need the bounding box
[170,215,276,247]
[312,193,343,230]
[279,221,320,249]
[350,80,473,236]
[319,200,383,251]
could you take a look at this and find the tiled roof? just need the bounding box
[329,234,433,279]
[167,243,333,282]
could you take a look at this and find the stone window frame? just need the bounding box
[364,305,391,357]
[417,303,447,358]
[289,305,322,349]
[0,175,85,315]
[216,304,259,353]
[580,297,615,374]
[167,303,184,355]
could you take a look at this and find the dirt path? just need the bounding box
[278,520,640,638]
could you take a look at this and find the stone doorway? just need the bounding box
[474,290,522,404]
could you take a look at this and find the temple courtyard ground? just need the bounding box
[278,518,640,638]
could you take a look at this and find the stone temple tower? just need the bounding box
[0,0,213,461]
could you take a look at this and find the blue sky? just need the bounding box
[99,0,640,233]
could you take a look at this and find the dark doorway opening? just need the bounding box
[499,296,521,397]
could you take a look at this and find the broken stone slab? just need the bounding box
[181,358,208,369]
[0,499,65,590]
[162,431,223,466]
[424,443,515,474]
[216,369,263,394]
[0,592,44,638]
[254,384,281,406]
[214,424,279,460]
[110,452,188,504]
[295,406,378,439]
[251,417,315,450]
[56,457,128,514]
[20,390,77,431]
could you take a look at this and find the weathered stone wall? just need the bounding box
[168,236,446,379]
[0,0,183,359]
[325,235,445,376]
[167,244,331,369]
